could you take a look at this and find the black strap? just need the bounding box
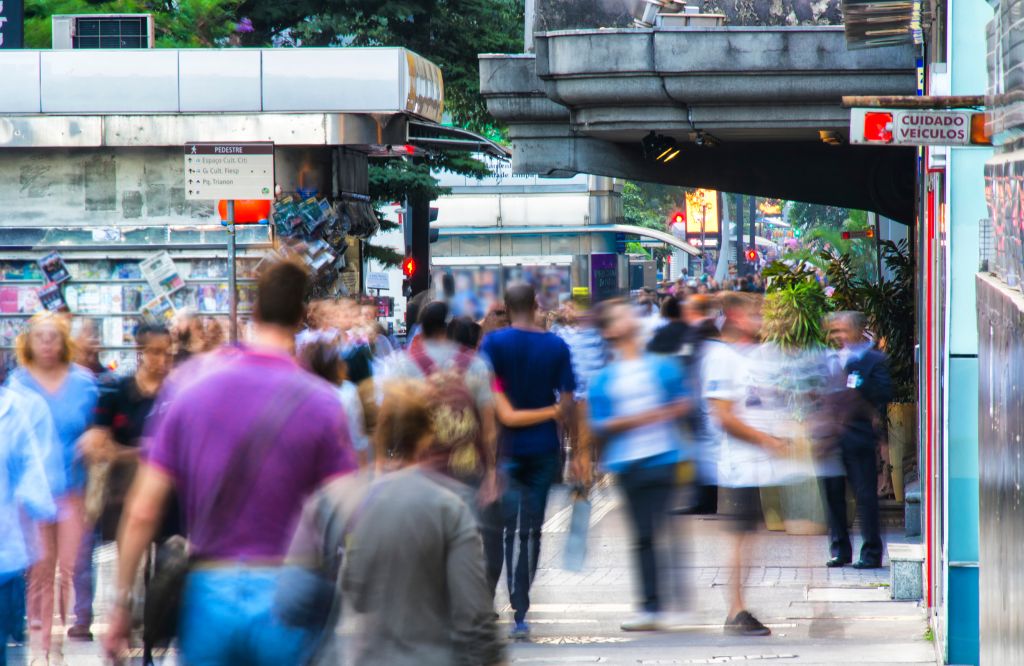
[190,375,318,553]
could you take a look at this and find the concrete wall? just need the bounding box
[0,147,339,229]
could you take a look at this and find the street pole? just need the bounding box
[227,199,238,344]
[735,193,745,276]
[700,203,707,274]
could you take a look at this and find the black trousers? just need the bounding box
[619,463,677,613]
[822,444,883,564]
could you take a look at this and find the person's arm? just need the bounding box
[446,504,507,666]
[859,354,893,410]
[708,399,786,454]
[493,390,560,427]
[103,463,173,659]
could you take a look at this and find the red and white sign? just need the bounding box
[850,108,977,146]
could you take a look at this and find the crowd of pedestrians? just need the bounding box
[0,258,893,666]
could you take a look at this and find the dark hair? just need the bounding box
[298,341,343,386]
[406,290,430,331]
[595,298,629,333]
[135,322,170,347]
[660,296,681,320]
[447,316,482,349]
[504,283,537,316]
[418,300,450,338]
[255,258,309,328]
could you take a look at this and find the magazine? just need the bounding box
[38,252,71,285]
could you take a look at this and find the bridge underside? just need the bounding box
[481,27,919,223]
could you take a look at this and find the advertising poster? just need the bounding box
[685,189,720,236]
[590,253,619,303]
[140,251,186,298]
[38,252,71,285]
[38,283,69,313]
[141,295,177,325]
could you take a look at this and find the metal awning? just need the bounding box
[407,120,510,159]
[434,223,702,256]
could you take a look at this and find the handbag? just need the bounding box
[142,378,317,647]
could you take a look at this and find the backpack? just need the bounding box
[410,345,485,481]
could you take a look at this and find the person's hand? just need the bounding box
[571,450,593,488]
[477,469,501,507]
[103,604,132,663]
[760,435,789,456]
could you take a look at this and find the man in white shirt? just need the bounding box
[703,292,787,636]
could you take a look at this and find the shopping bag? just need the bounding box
[563,486,592,572]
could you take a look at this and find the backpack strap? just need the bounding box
[409,345,438,376]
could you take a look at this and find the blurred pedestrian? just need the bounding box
[7,313,98,662]
[588,300,691,631]
[0,385,58,666]
[285,381,505,665]
[104,259,357,665]
[447,316,483,350]
[71,323,176,641]
[822,312,892,569]
[702,293,788,636]
[299,341,371,467]
[480,284,577,639]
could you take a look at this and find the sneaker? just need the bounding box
[621,613,663,632]
[66,625,93,642]
[509,621,531,640]
[724,610,771,636]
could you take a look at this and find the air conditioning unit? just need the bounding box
[51,14,154,49]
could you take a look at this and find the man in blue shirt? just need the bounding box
[481,284,577,639]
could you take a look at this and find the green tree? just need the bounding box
[621,181,688,268]
[25,0,240,48]
[786,201,853,235]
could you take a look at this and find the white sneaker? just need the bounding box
[621,612,663,632]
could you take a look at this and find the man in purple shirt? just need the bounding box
[104,259,355,665]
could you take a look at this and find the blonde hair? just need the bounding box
[374,380,433,462]
[16,311,75,367]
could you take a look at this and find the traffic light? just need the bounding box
[669,211,685,227]
[401,256,417,297]
[794,227,802,238]
[745,248,758,262]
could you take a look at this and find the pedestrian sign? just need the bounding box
[184,142,275,201]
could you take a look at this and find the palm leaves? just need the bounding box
[762,262,828,349]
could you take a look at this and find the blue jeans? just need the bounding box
[499,453,560,624]
[179,568,317,666]
[0,571,26,666]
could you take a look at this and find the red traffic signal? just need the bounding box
[402,256,417,278]
[669,211,685,226]
[745,248,758,262]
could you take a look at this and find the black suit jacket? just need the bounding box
[840,349,893,451]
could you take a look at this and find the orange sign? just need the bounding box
[685,189,719,235]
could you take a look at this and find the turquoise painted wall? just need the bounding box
[945,0,991,662]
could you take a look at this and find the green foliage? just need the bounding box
[762,261,828,349]
[818,240,915,403]
[786,201,852,233]
[621,181,689,267]
[25,0,240,48]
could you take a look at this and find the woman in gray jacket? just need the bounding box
[285,380,505,666]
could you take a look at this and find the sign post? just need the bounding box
[185,142,274,343]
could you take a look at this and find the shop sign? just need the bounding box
[184,142,275,201]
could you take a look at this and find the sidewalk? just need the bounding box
[9,482,935,665]
[500,482,936,665]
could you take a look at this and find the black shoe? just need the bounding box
[826,557,851,568]
[724,610,771,636]
[852,560,883,570]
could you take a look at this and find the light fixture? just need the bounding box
[818,130,845,146]
[641,131,681,164]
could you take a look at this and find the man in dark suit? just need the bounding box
[822,311,893,569]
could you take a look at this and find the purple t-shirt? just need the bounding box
[147,347,355,560]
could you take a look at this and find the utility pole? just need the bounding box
[734,193,745,275]
[748,195,757,260]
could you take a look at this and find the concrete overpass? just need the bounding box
[480,27,919,222]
